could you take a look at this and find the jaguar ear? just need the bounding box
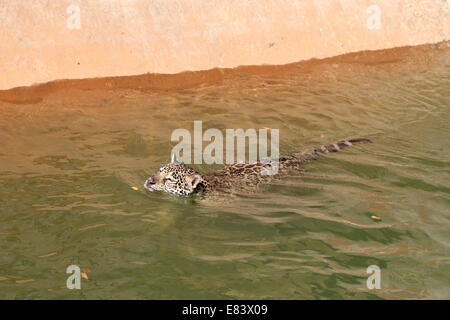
[171,153,180,164]
[188,174,202,189]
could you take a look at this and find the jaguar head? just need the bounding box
[144,154,203,196]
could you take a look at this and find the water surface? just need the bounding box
[0,43,449,299]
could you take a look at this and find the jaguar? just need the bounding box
[144,138,372,196]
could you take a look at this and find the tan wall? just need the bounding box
[0,0,448,90]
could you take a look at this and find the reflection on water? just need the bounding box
[0,43,449,299]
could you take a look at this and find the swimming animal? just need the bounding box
[144,138,372,196]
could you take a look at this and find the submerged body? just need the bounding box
[144,138,372,196]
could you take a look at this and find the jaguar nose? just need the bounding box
[145,177,155,187]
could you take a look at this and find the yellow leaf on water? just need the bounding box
[132,187,139,191]
[371,215,382,221]
[81,272,88,280]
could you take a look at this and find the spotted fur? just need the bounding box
[144,138,372,196]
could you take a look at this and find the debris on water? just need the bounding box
[38,251,57,258]
[15,279,35,284]
[132,186,139,191]
[371,215,382,221]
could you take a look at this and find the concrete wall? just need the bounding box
[0,0,448,90]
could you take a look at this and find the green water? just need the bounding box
[0,46,449,299]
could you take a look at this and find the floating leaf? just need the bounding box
[81,272,88,280]
[371,215,382,221]
[132,186,139,191]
